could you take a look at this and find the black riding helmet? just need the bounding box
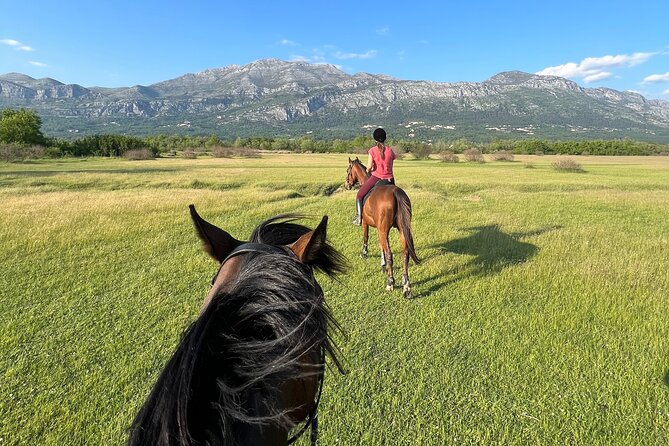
[373,128,386,143]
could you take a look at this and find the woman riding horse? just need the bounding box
[353,128,396,225]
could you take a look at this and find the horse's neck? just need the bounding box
[355,163,369,183]
[233,390,288,445]
[235,423,287,445]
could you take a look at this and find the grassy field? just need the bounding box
[1,153,668,445]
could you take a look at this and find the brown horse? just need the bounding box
[127,206,346,446]
[345,157,419,298]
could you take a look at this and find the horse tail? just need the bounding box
[127,295,233,446]
[393,187,420,264]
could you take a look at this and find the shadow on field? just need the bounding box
[664,370,669,389]
[414,224,561,297]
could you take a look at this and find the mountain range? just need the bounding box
[1,58,669,142]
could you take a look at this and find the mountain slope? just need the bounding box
[1,59,668,141]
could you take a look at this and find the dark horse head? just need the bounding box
[127,206,346,446]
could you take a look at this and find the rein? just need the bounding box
[287,348,325,446]
[219,242,325,446]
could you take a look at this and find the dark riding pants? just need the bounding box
[356,175,394,201]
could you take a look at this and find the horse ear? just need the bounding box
[189,205,243,262]
[348,157,351,163]
[289,216,328,265]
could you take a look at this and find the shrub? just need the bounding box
[0,144,45,162]
[411,143,432,160]
[44,147,62,158]
[524,162,536,169]
[212,146,234,158]
[124,149,155,160]
[534,150,544,156]
[438,151,459,163]
[182,149,197,159]
[463,148,484,163]
[552,158,584,172]
[238,148,261,158]
[489,150,514,161]
[211,147,261,158]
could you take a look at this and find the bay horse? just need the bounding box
[127,206,346,446]
[345,157,419,299]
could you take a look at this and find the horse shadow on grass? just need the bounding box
[413,224,561,297]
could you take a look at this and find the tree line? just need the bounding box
[2,108,668,159]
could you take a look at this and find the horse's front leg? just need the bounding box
[361,222,369,259]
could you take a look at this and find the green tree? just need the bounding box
[0,108,46,145]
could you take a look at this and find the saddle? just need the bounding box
[362,179,394,208]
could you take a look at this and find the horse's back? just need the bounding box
[363,185,400,228]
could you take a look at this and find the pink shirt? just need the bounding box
[369,145,396,180]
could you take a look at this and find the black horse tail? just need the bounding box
[393,187,420,264]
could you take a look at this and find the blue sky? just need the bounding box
[1,0,668,99]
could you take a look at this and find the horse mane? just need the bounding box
[128,215,346,446]
[352,158,366,170]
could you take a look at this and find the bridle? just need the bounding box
[346,161,361,189]
[214,242,326,446]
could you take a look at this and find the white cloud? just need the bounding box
[1,38,34,51]
[332,49,377,60]
[583,71,612,82]
[29,61,47,67]
[643,72,669,83]
[536,52,655,83]
[289,53,332,66]
[376,26,389,36]
[279,39,298,46]
[664,88,669,95]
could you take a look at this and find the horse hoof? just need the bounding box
[403,289,412,299]
[386,284,394,292]
[360,253,367,259]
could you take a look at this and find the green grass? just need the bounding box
[1,154,668,445]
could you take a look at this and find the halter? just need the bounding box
[217,241,325,446]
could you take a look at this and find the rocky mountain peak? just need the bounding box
[0,72,37,85]
[484,71,535,85]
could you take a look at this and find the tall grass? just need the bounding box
[1,154,668,445]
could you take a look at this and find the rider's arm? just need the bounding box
[366,153,374,173]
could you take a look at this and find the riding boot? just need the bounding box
[353,199,362,225]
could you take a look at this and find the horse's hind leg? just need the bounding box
[400,232,411,299]
[379,226,394,291]
[361,222,369,259]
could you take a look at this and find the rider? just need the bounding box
[353,128,396,225]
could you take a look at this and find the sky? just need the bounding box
[1,0,668,99]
